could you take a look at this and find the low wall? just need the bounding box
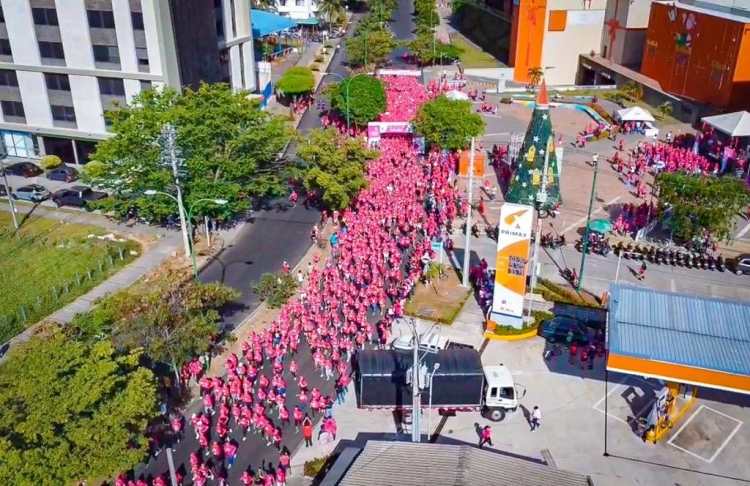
[511,100,611,128]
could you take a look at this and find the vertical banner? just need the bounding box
[490,203,534,329]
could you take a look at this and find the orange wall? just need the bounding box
[512,0,547,83]
[640,3,749,110]
[608,354,750,394]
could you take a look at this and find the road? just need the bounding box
[139,4,417,484]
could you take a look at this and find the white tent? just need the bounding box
[701,111,750,137]
[616,106,656,122]
[445,90,469,101]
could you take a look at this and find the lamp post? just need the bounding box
[577,158,599,291]
[143,189,190,258]
[187,198,228,279]
[323,72,371,134]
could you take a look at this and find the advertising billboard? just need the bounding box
[490,203,534,329]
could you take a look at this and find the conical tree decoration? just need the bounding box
[505,80,562,209]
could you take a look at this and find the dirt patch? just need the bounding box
[405,269,472,324]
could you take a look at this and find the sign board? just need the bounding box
[431,240,443,265]
[490,203,534,329]
[367,122,413,139]
[378,69,422,77]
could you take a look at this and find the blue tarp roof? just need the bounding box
[251,9,297,38]
[608,284,750,377]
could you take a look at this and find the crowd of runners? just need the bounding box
[116,75,458,486]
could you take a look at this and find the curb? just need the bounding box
[483,329,539,341]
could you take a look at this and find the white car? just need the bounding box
[391,332,451,353]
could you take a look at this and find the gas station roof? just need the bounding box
[607,284,750,394]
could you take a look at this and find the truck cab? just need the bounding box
[483,365,519,422]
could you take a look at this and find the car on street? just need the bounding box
[46,165,79,182]
[12,184,50,203]
[2,162,43,178]
[538,316,595,345]
[51,186,108,208]
[730,254,750,276]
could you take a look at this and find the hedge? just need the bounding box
[304,455,334,478]
[532,278,603,308]
[493,310,553,336]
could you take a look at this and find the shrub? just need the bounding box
[585,102,614,124]
[40,155,63,170]
[534,278,603,307]
[310,63,320,71]
[493,310,552,335]
[500,97,513,104]
[314,55,325,63]
[304,455,332,478]
[252,272,298,308]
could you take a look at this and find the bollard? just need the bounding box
[20,306,27,323]
[87,269,93,281]
[98,260,103,273]
[36,296,42,309]
[3,315,9,329]
[118,247,124,260]
[52,285,58,299]
[108,255,114,267]
[75,273,82,286]
[64,282,70,294]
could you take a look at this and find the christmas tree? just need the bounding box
[504,80,562,210]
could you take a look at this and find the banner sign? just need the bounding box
[490,203,534,329]
[367,122,413,138]
[377,69,422,77]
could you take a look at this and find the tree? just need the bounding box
[0,330,159,484]
[345,28,400,67]
[505,86,562,210]
[325,75,387,126]
[654,172,750,243]
[251,0,276,11]
[66,269,239,384]
[85,83,293,223]
[527,66,544,85]
[252,272,298,308]
[409,34,461,65]
[412,95,485,151]
[621,81,644,101]
[276,66,316,98]
[318,0,345,25]
[39,154,62,170]
[297,127,378,209]
[657,101,673,120]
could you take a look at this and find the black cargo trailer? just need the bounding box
[357,348,485,409]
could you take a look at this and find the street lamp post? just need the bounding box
[577,158,599,290]
[187,198,228,279]
[323,72,371,135]
[143,190,190,258]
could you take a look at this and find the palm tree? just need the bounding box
[657,101,673,120]
[251,0,277,11]
[527,66,544,86]
[318,0,345,26]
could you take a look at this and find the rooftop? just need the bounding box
[333,441,594,486]
[608,284,750,377]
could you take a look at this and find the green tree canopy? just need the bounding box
[413,95,486,150]
[345,27,400,68]
[276,66,316,97]
[66,269,239,382]
[86,83,293,223]
[325,75,387,127]
[298,127,378,209]
[0,330,159,484]
[654,172,750,243]
[408,34,461,65]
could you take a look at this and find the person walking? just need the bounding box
[302,415,314,447]
[478,425,493,448]
[530,406,542,431]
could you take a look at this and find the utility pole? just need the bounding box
[166,448,179,486]
[1,154,19,233]
[461,138,476,287]
[411,318,421,443]
[161,124,191,258]
[577,157,599,290]
[526,137,552,321]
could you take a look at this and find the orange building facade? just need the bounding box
[640,2,750,111]
[510,0,547,84]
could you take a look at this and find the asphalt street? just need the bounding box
[140,4,417,484]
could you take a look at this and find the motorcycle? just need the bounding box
[718,255,726,272]
[708,255,716,271]
[486,224,498,240]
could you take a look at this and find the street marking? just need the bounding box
[592,376,656,427]
[666,405,743,463]
[483,132,511,138]
[562,196,621,235]
[737,221,750,239]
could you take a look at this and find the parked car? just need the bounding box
[538,316,595,345]
[3,162,43,178]
[12,184,50,203]
[730,254,750,276]
[46,165,79,182]
[51,186,108,208]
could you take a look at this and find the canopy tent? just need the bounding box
[295,17,320,25]
[445,90,469,101]
[701,111,750,137]
[616,106,655,122]
[251,9,297,38]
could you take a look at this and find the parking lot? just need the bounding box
[1,159,97,209]
[430,337,750,486]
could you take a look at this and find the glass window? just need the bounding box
[51,105,76,123]
[0,39,11,56]
[131,12,144,30]
[87,10,116,29]
[39,41,65,59]
[500,387,515,399]
[135,47,149,66]
[98,77,125,96]
[44,73,70,91]
[295,0,304,5]
[1,100,25,118]
[0,6,5,23]
[0,69,18,87]
[140,80,152,92]
[32,8,59,26]
[92,45,120,64]
[489,387,498,398]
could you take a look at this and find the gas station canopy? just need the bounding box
[607,285,750,394]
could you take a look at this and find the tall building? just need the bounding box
[0,0,256,165]
[640,0,750,111]
[275,0,318,20]
[599,0,653,66]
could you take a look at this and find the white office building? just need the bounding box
[0,0,256,165]
[275,0,318,20]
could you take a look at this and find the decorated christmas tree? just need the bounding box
[505,80,562,210]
